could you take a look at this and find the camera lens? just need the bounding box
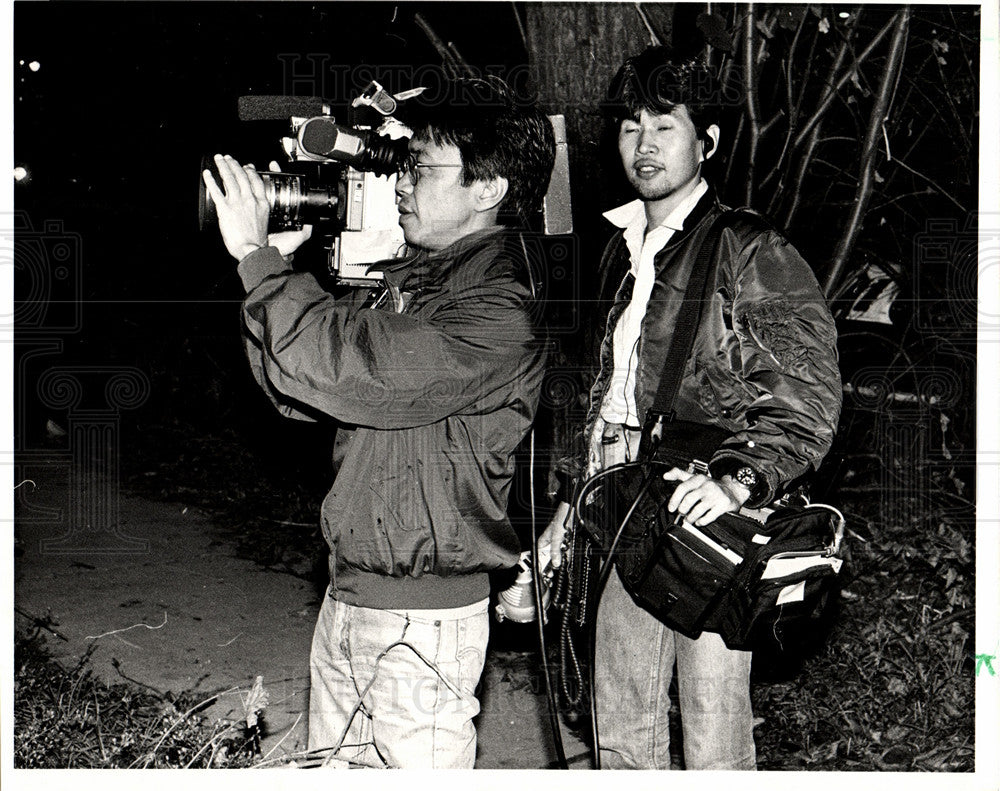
[198,156,341,233]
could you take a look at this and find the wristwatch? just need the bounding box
[709,459,766,506]
[733,465,758,490]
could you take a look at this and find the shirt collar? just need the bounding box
[603,178,709,235]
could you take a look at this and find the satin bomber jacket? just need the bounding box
[586,188,842,508]
[237,228,546,589]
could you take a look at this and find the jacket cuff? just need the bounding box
[237,245,292,292]
[709,452,775,509]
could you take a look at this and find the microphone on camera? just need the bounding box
[295,117,408,177]
[237,95,331,121]
[298,117,365,159]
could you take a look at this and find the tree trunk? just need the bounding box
[521,3,654,496]
[523,3,652,238]
[824,8,911,296]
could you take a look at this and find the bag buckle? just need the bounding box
[642,409,675,456]
[687,458,710,475]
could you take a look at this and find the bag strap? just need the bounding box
[644,210,734,449]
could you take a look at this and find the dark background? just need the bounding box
[13,2,532,476]
[13,1,980,563]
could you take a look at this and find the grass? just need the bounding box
[13,627,262,768]
[749,406,975,771]
[750,498,974,771]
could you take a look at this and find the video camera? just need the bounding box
[199,80,572,286]
[198,81,414,285]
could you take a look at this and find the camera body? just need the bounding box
[332,165,406,284]
[281,111,410,285]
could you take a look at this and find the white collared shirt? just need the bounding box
[599,179,708,426]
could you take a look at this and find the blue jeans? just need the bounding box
[595,571,756,770]
[308,589,489,768]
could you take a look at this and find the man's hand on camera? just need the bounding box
[202,154,270,261]
[662,468,750,527]
[538,501,573,569]
[202,155,312,262]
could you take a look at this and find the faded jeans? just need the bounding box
[595,567,757,770]
[592,421,756,769]
[308,589,489,768]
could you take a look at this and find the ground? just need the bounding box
[14,463,587,769]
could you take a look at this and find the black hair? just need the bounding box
[602,46,723,146]
[401,76,556,224]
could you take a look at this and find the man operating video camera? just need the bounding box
[203,75,555,768]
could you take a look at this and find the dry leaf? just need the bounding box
[242,675,269,729]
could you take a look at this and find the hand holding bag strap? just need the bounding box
[643,210,735,454]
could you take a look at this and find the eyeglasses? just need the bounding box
[397,152,464,184]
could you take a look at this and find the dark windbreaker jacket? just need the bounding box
[584,188,842,508]
[237,228,546,608]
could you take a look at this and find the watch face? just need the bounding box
[735,466,757,487]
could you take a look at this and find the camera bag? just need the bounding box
[574,445,844,649]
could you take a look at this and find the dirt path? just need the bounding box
[14,466,587,768]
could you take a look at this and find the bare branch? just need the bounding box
[719,6,740,99]
[777,121,823,223]
[870,187,935,213]
[816,136,864,146]
[811,158,861,185]
[760,108,785,138]
[743,4,761,204]
[947,8,980,91]
[824,8,911,296]
[931,46,973,154]
[793,16,822,121]
[761,12,854,192]
[784,6,816,113]
[785,9,809,113]
[792,13,898,154]
[414,12,468,78]
[510,3,529,52]
[634,3,663,46]
[724,113,746,189]
[898,65,967,156]
[891,157,969,214]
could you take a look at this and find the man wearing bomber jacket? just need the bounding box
[540,47,842,770]
[203,76,555,768]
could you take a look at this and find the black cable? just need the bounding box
[533,522,568,769]
[529,429,568,769]
[574,452,665,769]
[519,235,565,768]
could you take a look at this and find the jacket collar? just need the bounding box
[602,198,645,231]
[656,183,721,250]
[382,226,506,291]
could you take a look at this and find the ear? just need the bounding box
[702,125,721,161]
[475,176,509,213]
